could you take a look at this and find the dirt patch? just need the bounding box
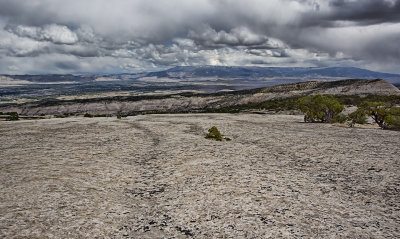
[0,114,399,238]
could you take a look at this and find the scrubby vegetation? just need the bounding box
[205,94,400,130]
[351,102,400,130]
[54,113,75,118]
[205,94,400,115]
[5,112,19,121]
[205,126,223,141]
[334,95,400,106]
[205,126,232,141]
[206,97,300,113]
[348,109,368,127]
[386,113,400,130]
[297,94,344,123]
[207,94,400,114]
[331,114,347,123]
[294,95,400,130]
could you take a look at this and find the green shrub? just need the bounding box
[359,102,390,129]
[384,107,400,130]
[331,114,347,123]
[355,102,400,130]
[205,126,223,141]
[348,109,368,126]
[6,112,19,121]
[84,113,93,118]
[297,94,344,123]
[117,114,122,119]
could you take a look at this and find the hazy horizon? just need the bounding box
[1,65,400,77]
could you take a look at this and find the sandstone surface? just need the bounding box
[0,114,399,238]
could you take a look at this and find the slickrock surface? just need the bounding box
[0,114,399,238]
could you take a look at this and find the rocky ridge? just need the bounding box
[0,79,399,116]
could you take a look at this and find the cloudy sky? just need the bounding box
[0,0,399,74]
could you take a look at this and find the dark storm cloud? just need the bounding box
[328,0,400,24]
[0,0,399,74]
[291,0,400,28]
[54,61,80,70]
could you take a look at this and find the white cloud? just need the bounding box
[8,24,78,45]
[41,24,78,44]
[0,27,46,57]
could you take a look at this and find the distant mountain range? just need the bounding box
[147,66,400,80]
[1,66,399,99]
[2,66,400,83]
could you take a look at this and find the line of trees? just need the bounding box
[349,102,400,130]
[297,94,400,130]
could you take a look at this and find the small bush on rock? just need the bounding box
[205,126,223,141]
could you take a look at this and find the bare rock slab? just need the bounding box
[0,114,399,238]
